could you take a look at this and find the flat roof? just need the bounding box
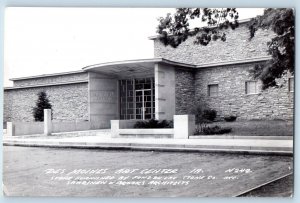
[10,70,86,81]
[196,56,271,68]
[6,56,271,85]
[4,80,88,90]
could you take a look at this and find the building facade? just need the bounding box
[3,21,294,129]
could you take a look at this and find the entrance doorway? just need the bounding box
[119,78,155,120]
[135,89,153,120]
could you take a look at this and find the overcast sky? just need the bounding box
[4,7,264,86]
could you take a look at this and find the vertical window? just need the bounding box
[208,84,218,97]
[245,81,258,94]
[289,77,294,92]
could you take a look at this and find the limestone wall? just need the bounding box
[4,83,89,123]
[175,68,195,115]
[154,23,275,65]
[154,22,293,120]
[193,63,294,120]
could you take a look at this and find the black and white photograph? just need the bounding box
[2,7,294,197]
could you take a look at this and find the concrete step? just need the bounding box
[50,129,111,137]
[115,134,173,139]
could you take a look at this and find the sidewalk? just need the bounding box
[2,131,293,155]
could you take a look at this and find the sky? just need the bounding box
[4,8,264,86]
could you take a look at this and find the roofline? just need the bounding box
[196,56,271,68]
[6,56,271,85]
[148,18,253,40]
[4,80,88,90]
[10,70,86,81]
[82,58,196,71]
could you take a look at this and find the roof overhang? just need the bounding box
[82,58,196,78]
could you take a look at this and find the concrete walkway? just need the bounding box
[2,130,293,155]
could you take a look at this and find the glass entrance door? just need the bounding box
[135,89,152,120]
[119,78,155,120]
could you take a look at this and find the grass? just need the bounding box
[197,120,293,136]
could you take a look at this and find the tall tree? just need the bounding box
[157,8,239,47]
[248,8,294,89]
[157,8,294,89]
[32,91,52,121]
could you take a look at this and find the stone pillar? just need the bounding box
[6,122,15,137]
[88,72,118,129]
[174,115,195,139]
[44,109,52,135]
[111,120,120,138]
[154,63,176,120]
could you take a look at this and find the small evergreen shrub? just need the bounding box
[32,91,52,121]
[224,115,237,122]
[133,119,173,128]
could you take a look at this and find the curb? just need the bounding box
[190,135,293,140]
[3,141,293,156]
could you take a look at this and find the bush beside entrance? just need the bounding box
[133,119,173,128]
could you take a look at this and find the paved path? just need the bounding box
[3,131,293,155]
[3,146,293,197]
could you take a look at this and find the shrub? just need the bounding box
[32,91,52,121]
[192,106,217,124]
[133,119,173,128]
[202,109,217,121]
[202,125,232,135]
[224,115,237,122]
[194,125,232,135]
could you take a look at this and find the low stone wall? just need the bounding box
[6,120,92,136]
[52,121,91,133]
[111,115,195,139]
[13,122,44,136]
[118,120,142,129]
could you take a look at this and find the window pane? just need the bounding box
[246,81,257,94]
[208,84,218,96]
[289,78,294,92]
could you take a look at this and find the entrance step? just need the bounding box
[115,134,173,139]
[50,129,111,137]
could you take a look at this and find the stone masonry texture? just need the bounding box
[4,83,89,122]
[194,64,294,120]
[160,23,294,120]
[175,68,195,115]
[174,63,294,120]
[154,23,275,65]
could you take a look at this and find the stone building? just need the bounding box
[3,20,294,129]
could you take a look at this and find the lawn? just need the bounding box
[197,120,294,136]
